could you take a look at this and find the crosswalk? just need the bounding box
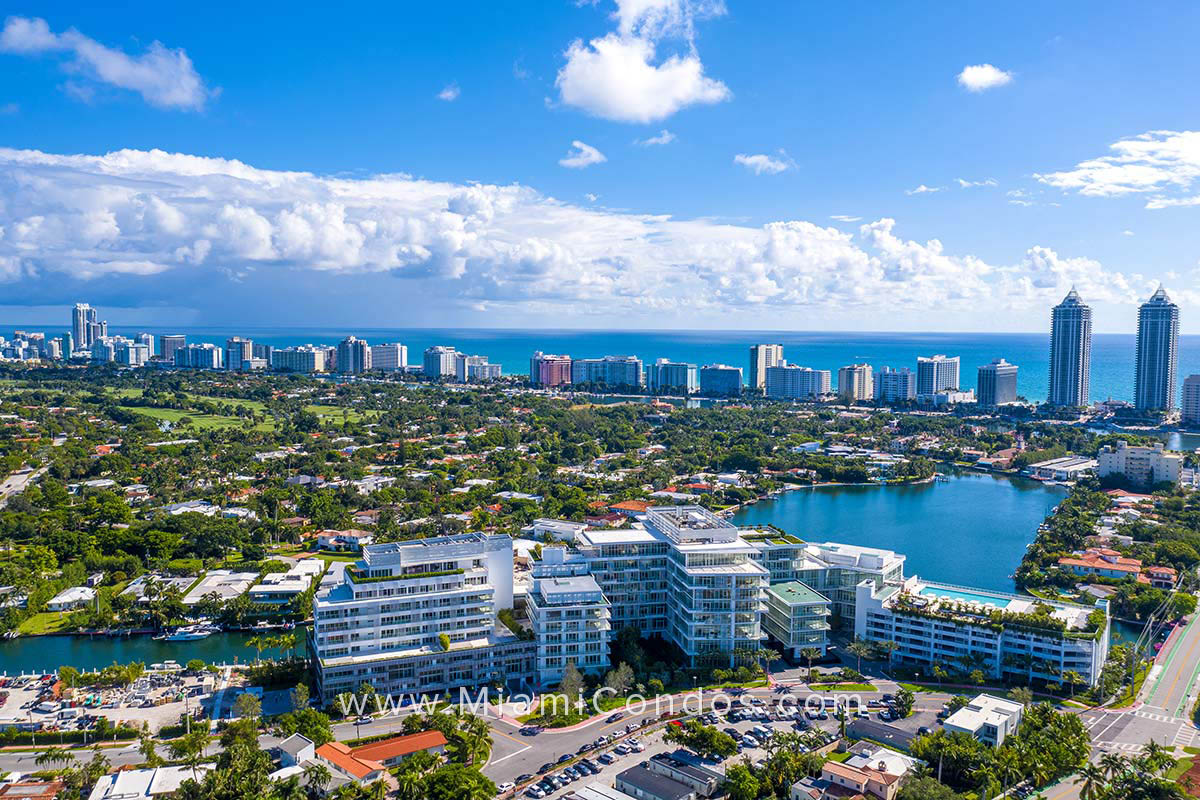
[1134,709,1181,724]
[1173,724,1198,749]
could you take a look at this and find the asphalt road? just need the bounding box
[0,467,45,508]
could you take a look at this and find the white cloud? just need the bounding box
[1122,230,1135,236]
[734,153,791,175]
[830,215,861,222]
[1034,130,1200,208]
[635,129,676,146]
[955,177,998,188]
[437,83,460,102]
[559,140,607,169]
[585,193,600,202]
[555,0,730,123]
[0,146,1148,318]
[0,16,212,110]
[957,64,1013,92]
[905,184,941,195]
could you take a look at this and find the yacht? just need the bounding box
[160,624,218,642]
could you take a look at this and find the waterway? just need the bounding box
[0,628,306,676]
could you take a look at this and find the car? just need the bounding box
[878,710,894,721]
[818,710,829,720]
[918,726,932,736]
[626,723,638,733]
[557,753,573,764]
[741,735,758,748]
[515,774,534,784]
[564,767,580,779]
[613,744,630,756]
[497,782,515,794]
[524,788,545,799]
[597,753,616,765]
[606,713,625,723]
[856,709,869,718]
[537,763,555,775]
[882,693,895,703]
[356,715,373,723]
[520,726,541,736]
[582,759,600,769]
[577,744,592,754]
[723,727,740,737]
[546,776,564,788]
[575,762,596,776]
[628,741,645,752]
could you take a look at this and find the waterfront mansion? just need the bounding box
[309,506,1110,701]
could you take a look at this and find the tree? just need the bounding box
[663,720,738,760]
[556,661,584,715]
[725,763,760,800]
[138,725,164,767]
[604,662,635,696]
[1062,670,1084,699]
[874,639,899,668]
[800,647,822,676]
[290,682,310,712]
[848,638,873,673]
[423,764,496,800]
[169,729,209,782]
[893,687,914,718]
[1007,686,1033,707]
[233,691,261,721]
[34,748,75,772]
[1074,762,1107,800]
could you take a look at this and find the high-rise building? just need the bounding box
[977,359,1019,407]
[765,363,830,400]
[1182,375,1200,427]
[454,353,497,382]
[72,303,99,349]
[175,343,224,369]
[224,337,253,372]
[271,345,330,373]
[1048,288,1092,407]
[916,354,960,395]
[874,367,916,404]
[370,343,407,371]
[570,356,643,387]
[158,334,186,362]
[252,342,274,363]
[116,342,150,367]
[58,333,73,359]
[1134,286,1179,411]
[529,352,573,387]
[646,359,698,394]
[423,346,458,378]
[837,364,873,402]
[699,364,743,396]
[133,332,155,357]
[749,344,784,391]
[336,336,371,374]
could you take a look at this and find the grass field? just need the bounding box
[126,406,274,432]
[304,404,381,424]
[18,611,73,635]
[809,682,876,692]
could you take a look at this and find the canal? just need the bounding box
[0,628,306,676]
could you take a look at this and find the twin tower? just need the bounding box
[1048,286,1178,410]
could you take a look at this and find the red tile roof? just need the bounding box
[351,730,447,763]
[315,741,384,780]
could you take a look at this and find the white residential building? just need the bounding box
[874,366,916,403]
[855,576,1110,686]
[527,567,612,685]
[272,345,331,373]
[838,364,874,402]
[423,346,458,378]
[370,343,408,371]
[310,533,535,701]
[250,559,326,605]
[763,581,831,658]
[47,585,96,612]
[1096,440,1183,487]
[765,364,831,400]
[944,693,1024,747]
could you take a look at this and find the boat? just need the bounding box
[162,624,217,642]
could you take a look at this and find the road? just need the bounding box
[0,466,45,508]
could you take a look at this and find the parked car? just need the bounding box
[524,788,545,799]
[614,744,631,756]
[537,763,554,775]
[598,753,616,765]
[557,753,573,764]
[606,713,625,723]
[496,782,515,794]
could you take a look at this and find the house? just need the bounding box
[249,559,325,605]
[523,519,589,543]
[316,529,375,551]
[346,730,447,767]
[944,693,1024,747]
[1144,565,1178,590]
[87,765,215,799]
[609,500,651,516]
[1026,456,1097,482]
[46,586,95,612]
[351,509,381,526]
[1057,548,1144,581]
[314,742,385,785]
[0,780,64,800]
[276,733,315,768]
[161,500,219,516]
[646,752,724,797]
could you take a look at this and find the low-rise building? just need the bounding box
[276,733,315,767]
[647,752,724,797]
[1097,440,1183,487]
[314,741,385,785]
[763,581,831,658]
[943,693,1024,746]
[345,730,447,767]
[46,586,95,612]
[250,559,325,605]
[615,763,698,800]
[317,530,376,551]
[1057,548,1143,581]
[1025,456,1097,482]
[87,765,215,800]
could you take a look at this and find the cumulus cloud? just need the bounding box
[957,63,1013,92]
[555,0,730,123]
[0,16,212,110]
[1034,130,1200,208]
[635,129,676,146]
[437,83,460,101]
[905,184,941,195]
[0,146,1148,318]
[559,140,607,169]
[734,153,792,175]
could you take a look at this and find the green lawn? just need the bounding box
[18,611,73,635]
[126,406,274,432]
[1166,757,1193,781]
[809,682,876,692]
[304,404,381,424]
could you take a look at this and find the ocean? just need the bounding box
[25,325,1200,405]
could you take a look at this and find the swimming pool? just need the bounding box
[919,585,1017,610]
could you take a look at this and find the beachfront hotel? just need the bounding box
[855,576,1110,685]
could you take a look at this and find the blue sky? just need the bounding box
[2,1,1200,332]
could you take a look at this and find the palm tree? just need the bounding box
[874,640,899,669]
[460,713,492,765]
[34,748,75,772]
[1099,752,1127,782]
[395,769,423,800]
[800,647,822,678]
[1062,670,1084,699]
[847,638,873,674]
[302,762,332,794]
[246,635,266,664]
[1074,762,1107,800]
[1140,740,1173,774]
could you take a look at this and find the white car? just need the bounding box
[496,783,515,795]
[524,788,545,799]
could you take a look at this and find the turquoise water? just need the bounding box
[730,470,1066,593]
[0,629,305,676]
[919,585,1017,609]
[38,325,1200,405]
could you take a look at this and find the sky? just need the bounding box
[1,1,1200,333]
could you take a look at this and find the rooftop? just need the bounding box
[767,581,829,606]
[350,730,448,762]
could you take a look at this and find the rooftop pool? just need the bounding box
[918,585,1017,610]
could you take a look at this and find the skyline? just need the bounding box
[2,2,1200,331]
